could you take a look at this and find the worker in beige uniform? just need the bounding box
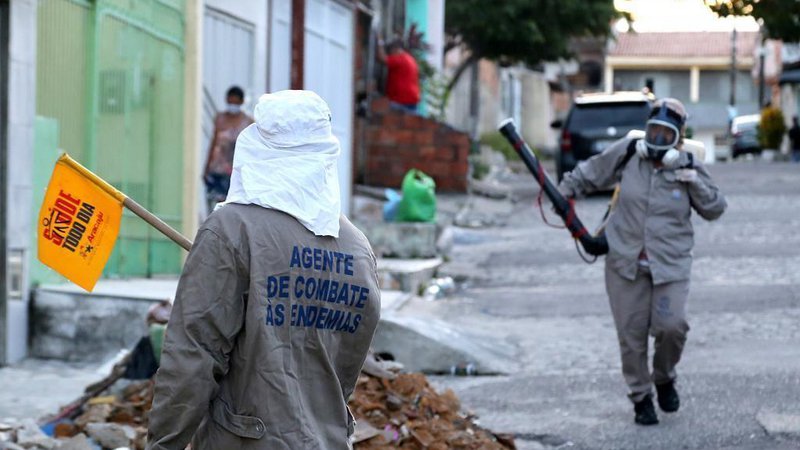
[147,90,381,449]
[558,98,727,426]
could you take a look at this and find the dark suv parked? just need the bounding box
[551,92,652,181]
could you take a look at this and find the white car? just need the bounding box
[730,114,761,158]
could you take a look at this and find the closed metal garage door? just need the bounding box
[304,0,354,214]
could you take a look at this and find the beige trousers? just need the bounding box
[605,263,690,403]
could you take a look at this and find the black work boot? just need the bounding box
[633,395,659,425]
[656,381,680,413]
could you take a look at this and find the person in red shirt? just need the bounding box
[377,38,420,112]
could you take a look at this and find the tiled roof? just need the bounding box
[609,31,759,58]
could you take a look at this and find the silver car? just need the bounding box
[730,114,761,158]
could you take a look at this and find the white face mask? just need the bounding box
[226,103,242,114]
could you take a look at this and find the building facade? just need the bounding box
[606,31,762,160]
[779,43,800,135]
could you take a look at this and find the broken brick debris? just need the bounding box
[2,365,514,450]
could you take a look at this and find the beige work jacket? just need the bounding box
[559,137,727,284]
[147,205,381,450]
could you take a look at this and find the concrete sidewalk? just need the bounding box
[0,359,102,421]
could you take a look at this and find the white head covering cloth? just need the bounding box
[222,90,341,237]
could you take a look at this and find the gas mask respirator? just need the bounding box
[636,101,686,167]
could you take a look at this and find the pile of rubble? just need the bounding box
[0,379,153,449]
[0,359,513,449]
[350,372,513,449]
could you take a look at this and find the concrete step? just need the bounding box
[379,290,414,312]
[377,257,443,295]
[32,279,514,376]
[371,312,519,375]
[31,274,422,362]
[354,220,439,259]
[31,280,176,362]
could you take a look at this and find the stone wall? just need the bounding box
[365,97,470,192]
[31,289,159,362]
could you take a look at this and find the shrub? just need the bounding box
[469,155,490,180]
[758,106,787,149]
[478,131,543,161]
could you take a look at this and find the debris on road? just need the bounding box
[0,354,513,450]
[350,372,514,449]
[0,379,152,449]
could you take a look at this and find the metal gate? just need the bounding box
[304,0,354,214]
[35,0,186,279]
[200,7,255,216]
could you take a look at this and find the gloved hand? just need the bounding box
[674,168,698,183]
[557,184,574,199]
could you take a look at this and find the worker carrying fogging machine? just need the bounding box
[498,97,726,426]
[497,101,711,261]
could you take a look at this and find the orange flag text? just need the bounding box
[37,155,124,291]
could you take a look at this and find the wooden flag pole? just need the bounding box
[60,154,193,252]
[123,197,193,251]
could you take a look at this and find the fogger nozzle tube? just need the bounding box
[497,119,609,256]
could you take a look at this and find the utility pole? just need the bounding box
[757,22,768,108]
[758,37,766,108]
[729,26,737,107]
[468,59,480,142]
[290,0,306,90]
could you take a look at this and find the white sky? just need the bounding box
[614,0,760,33]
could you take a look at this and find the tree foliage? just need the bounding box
[446,0,619,67]
[706,0,800,42]
[442,0,620,93]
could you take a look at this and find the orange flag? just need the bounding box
[37,154,124,291]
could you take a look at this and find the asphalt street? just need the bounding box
[424,159,800,450]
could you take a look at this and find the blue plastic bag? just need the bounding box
[383,188,402,222]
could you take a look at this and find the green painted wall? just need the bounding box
[35,0,186,281]
[30,117,68,286]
